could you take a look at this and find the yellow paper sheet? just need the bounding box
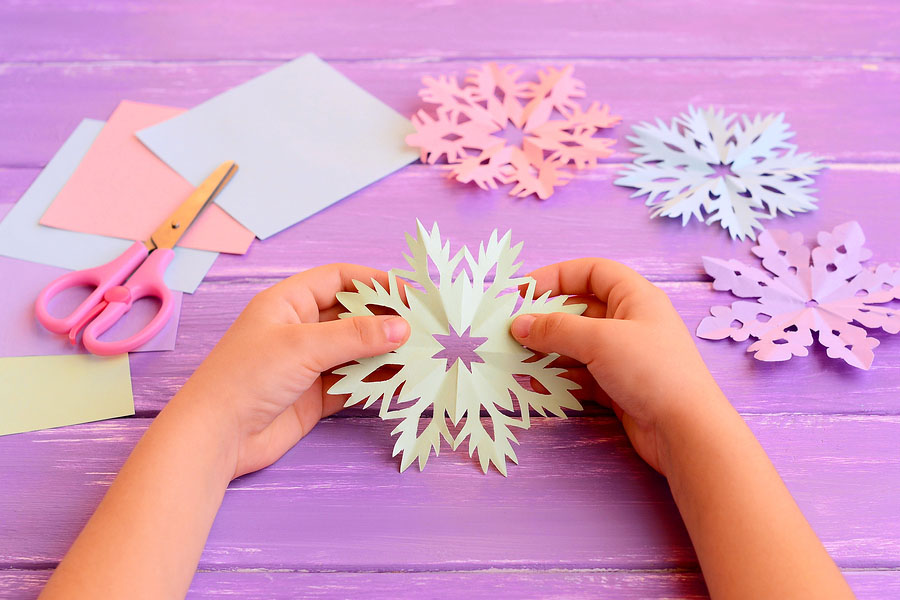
[0,354,134,436]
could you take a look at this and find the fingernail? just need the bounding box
[511,314,536,339]
[383,317,409,343]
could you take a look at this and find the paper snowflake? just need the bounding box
[615,106,826,240]
[406,63,620,199]
[330,222,586,475]
[697,221,900,369]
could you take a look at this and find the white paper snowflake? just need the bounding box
[615,106,826,240]
[330,222,585,475]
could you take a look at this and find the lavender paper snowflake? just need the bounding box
[616,106,826,240]
[697,222,900,369]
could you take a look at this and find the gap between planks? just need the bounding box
[1,56,899,67]
[4,161,900,170]
[3,565,897,575]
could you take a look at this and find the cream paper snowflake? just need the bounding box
[330,222,586,475]
[615,106,826,240]
[406,63,620,199]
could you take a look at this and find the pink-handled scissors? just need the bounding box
[35,161,239,356]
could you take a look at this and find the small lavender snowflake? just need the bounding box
[697,221,900,369]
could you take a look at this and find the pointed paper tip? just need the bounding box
[493,456,509,477]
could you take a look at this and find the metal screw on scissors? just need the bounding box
[35,161,239,356]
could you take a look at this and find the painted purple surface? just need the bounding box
[3,61,900,167]
[4,570,900,600]
[3,569,900,600]
[4,167,900,284]
[1,416,899,571]
[1,2,899,598]
[2,1,899,61]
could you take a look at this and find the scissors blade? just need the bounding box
[147,160,239,251]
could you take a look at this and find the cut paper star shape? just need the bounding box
[615,106,826,240]
[330,222,586,475]
[697,221,900,369]
[431,326,488,372]
[406,63,620,199]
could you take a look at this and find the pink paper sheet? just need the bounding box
[40,101,255,254]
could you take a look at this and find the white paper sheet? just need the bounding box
[137,54,418,239]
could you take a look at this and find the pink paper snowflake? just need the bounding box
[406,64,620,199]
[697,222,900,369]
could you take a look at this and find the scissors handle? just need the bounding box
[82,247,176,356]
[35,241,149,335]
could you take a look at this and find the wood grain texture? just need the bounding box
[118,278,900,416]
[1,415,898,570]
[2,60,899,167]
[1,569,708,600]
[3,166,899,283]
[5,568,900,600]
[2,2,899,597]
[1,0,898,62]
[2,568,899,600]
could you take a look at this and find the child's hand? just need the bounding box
[178,264,410,478]
[513,258,856,600]
[510,258,722,475]
[46,259,854,600]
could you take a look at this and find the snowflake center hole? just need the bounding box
[496,123,527,148]
[432,326,488,372]
[805,299,819,308]
[706,162,739,179]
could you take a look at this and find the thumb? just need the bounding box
[299,315,410,373]
[511,312,612,365]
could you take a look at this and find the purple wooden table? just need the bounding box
[2,2,899,598]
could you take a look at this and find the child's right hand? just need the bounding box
[510,258,724,476]
[511,258,856,600]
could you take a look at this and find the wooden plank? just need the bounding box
[3,568,897,599]
[1,415,897,570]
[2,568,899,600]
[1,1,898,62]
[1,60,899,167]
[3,165,899,283]
[116,278,900,416]
[2,570,705,600]
[1,568,897,600]
[196,165,900,282]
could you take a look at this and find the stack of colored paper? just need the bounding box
[0,53,417,436]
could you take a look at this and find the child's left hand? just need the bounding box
[177,263,410,478]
